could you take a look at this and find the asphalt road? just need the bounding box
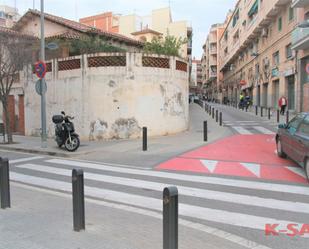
[1,103,309,249]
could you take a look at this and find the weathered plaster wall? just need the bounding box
[23,53,189,140]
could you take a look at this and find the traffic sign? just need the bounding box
[34,60,47,79]
[35,79,47,96]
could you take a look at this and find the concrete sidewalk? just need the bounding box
[207,101,297,126]
[0,104,232,167]
[0,183,254,249]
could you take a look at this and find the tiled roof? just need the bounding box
[0,26,37,39]
[14,9,143,47]
[131,28,163,36]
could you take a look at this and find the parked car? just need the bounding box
[276,113,309,180]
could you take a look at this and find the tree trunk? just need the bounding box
[2,100,13,144]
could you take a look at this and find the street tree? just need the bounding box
[143,35,187,57]
[0,29,35,143]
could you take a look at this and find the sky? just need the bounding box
[1,0,237,59]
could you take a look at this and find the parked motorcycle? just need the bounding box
[52,111,80,152]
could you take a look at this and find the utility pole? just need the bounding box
[40,0,47,148]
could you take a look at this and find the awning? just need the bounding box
[248,0,259,17]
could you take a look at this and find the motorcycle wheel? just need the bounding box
[64,135,80,152]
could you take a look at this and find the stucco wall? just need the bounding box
[23,52,189,141]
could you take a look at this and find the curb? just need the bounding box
[0,145,90,158]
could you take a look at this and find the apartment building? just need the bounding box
[190,59,203,92]
[291,0,309,112]
[201,23,225,99]
[0,5,20,28]
[80,7,192,59]
[79,12,119,33]
[218,0,301,111]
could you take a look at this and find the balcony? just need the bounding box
[209,71,217,79]
[291,25,309,50]
[292,0,309,8]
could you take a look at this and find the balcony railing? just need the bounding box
[291,26,309,50]
[292,0,309,8]
[209,71,217,78]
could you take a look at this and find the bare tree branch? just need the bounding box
[0,30,36,143]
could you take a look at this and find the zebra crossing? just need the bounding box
[223,121,277,135]
[9,156,309,240]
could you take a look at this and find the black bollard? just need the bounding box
[261,107,263,117]
[255,106,258,116]
[163,186,178,249]
[220,112,222,126]
[277,109,280,123]
[0,158,10,209]
[216,110,218,123]
[72,169,85,232]
[142,127,147,151]
[268,108,271,120]
[286,111,289,124]
[203,121,207,142]
[209,106,211,115]
[212,108,215,119]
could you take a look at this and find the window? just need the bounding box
[278,17,282,31]
[273,51,280,66]
[288,7,294,21]
[286,44,292,59]
[233,9,240,27]
[248,0,259,17]
[298,116,309,136]
[287,116,304,135]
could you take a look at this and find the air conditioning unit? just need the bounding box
[261,28,268,38]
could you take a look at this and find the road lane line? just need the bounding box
[10,172,305,234]
[10,156,44,164]
[253,126,275,135]
[46,158,309,195]
[16,163,309,214]
[286,167,307,179]
[232,126,253,135]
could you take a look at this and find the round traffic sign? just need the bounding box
[34,60,47,79]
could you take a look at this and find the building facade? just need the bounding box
[291,0,309,112]
[79,12,119,33]
[190,59,203,93]
[0,5,20,28]
[201,23,225,100]
[80,7,192,59]
[216,0,304,112]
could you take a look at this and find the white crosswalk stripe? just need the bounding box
[10,158,309,238]
[46,159,309,195]
[232,126,253,134]
[16,163,309,214]
[253,126,275,135]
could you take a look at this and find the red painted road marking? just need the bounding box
[181,134,298,166]
[156,134,306,184]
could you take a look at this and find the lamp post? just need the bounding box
[40,0,47,148]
